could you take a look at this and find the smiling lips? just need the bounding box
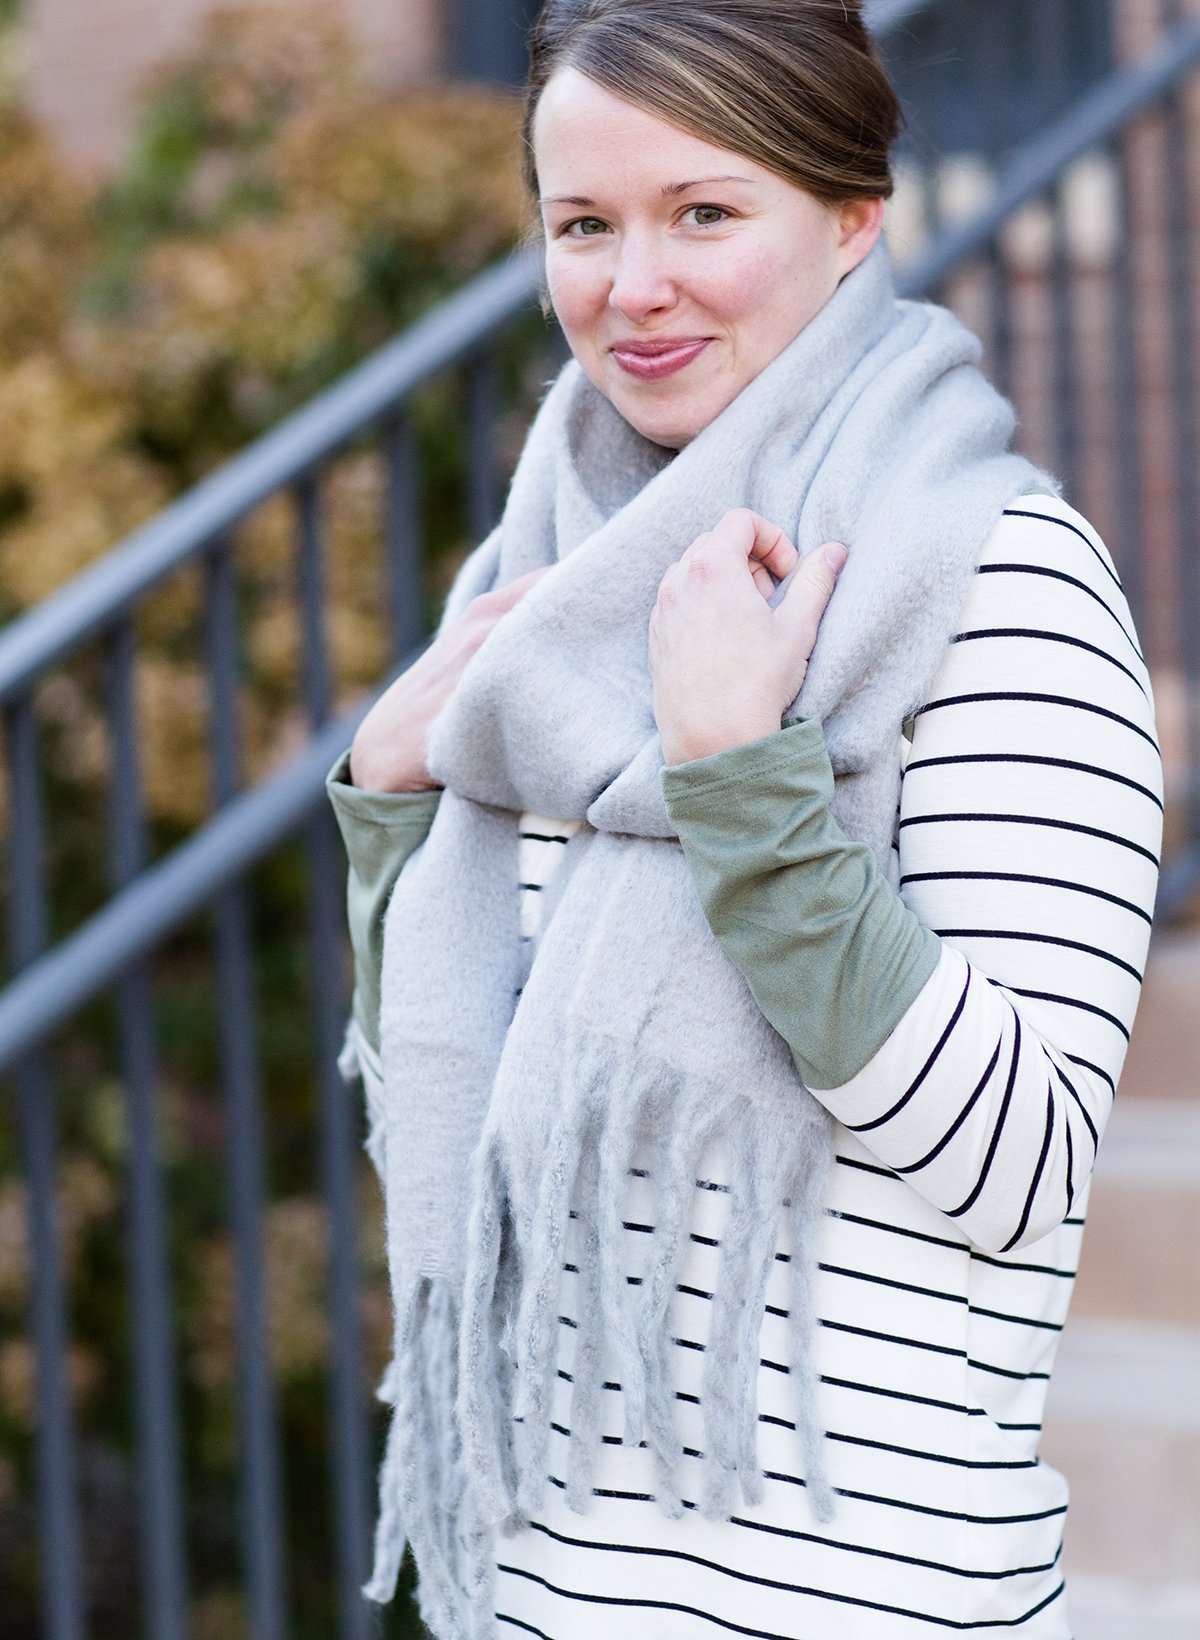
[611,338,713,380]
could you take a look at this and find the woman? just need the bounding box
[328,3,1163,1635]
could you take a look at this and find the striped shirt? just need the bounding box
[492,494,1163,1638]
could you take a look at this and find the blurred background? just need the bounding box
[0,1,1196,1636]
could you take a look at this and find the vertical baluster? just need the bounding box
[3,696,85,1640]
[464,343,503,543]
[920,152,943,247]
[382,412,426,665]
[1049,173,1079,497]
[986,233,1014,401]
[1031,0,1064,122]
[1162,83,1200,855]
[203,537,288,1640]
[1108,130,1147,631]
[294,473,371,1640]
[101,618,188,1640]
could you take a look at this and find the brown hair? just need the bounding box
[520,0,905,283]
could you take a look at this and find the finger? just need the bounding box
[711,508,799,582]
[776,542,848,629]
[750,561,775,600]
[488,564,554,610]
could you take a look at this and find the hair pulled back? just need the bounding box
[521,0,905,247]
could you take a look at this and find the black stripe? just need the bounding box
[1000,984,1131,1042]
[549,1414,1032,1477]
[999,1077,1056,1253]
[932,926,1145,983]
[978,559,1144,662]
[1064,1051,1115,1094]
[946,1011,1023,1221]
[496,1617,554,1638]
[498,1550,1067,1631]
[821,1209,969,1252]
[967,1304,1063,1332]
[899,809,1161,868]
[899,868,1154,925]
[890,1029,1004,1178]
[914,689,1160,754]
[1049,1059,1100,1155]
[846,965,972,1132]
[970,1250,1077,1278]
[967,1356,1051,1383]
[903,750,1163,811]
[1064,1108,1075,1220]
[1002,503,1124,593]
[519,830,572,843]
[514,1507,1060,1587]
[952,626,1148,699]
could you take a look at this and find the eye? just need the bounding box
[556,204,733,238]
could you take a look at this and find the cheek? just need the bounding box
[546,260,605,335]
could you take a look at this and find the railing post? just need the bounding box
[4,697,85,1640]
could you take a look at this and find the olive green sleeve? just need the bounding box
[324,746,443,1060]
[660,716,941,1091]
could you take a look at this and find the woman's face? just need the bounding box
[533,67,885,451]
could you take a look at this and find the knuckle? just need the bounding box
[685,547,719,581]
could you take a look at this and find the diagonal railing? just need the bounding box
[3,10,1199,1639]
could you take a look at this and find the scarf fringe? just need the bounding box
[357,1028,840,1636]
[456,1025,843,1544]
[364,1273,501,1639]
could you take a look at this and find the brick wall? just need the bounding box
[24,0,443,175]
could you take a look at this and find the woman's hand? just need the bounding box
[648,508,848,767]
[350,564,554,792]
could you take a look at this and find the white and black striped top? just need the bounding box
[492,495,1163,1639]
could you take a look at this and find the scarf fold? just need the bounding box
[345,234,1060,1637]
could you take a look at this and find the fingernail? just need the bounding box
[823,542,848,573]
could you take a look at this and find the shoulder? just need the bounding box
[910,490,1158,748]
[974,492,1125,594]
[958,492,1143,661]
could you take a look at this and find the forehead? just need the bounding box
[533,65,750,182]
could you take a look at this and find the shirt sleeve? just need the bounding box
[661,497,1163,1255]
[325,745,442,1063]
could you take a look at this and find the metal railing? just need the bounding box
[3,7,1198,1637]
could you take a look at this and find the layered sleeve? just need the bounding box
[325,746,442,1065]
[661,498,1163,1255]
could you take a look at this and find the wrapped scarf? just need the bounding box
[342,234,1061,1638]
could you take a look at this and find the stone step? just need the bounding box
[1065,1574,1200,1640]
[1117,927,1200,1105]
[1071,1098,1200,1326]
[1042,1319,1200,1589]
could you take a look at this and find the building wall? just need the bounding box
[25,0,443,176]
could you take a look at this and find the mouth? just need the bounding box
[611,338,713,381]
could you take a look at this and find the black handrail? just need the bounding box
[0,246,539,706]
[2,22,1199,1075]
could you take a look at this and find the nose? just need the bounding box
[607,234,678,324]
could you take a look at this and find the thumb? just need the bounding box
[776,540,848,624]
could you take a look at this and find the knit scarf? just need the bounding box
[345,234,1060,1638]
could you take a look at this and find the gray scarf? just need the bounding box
[357,235,1060,1637]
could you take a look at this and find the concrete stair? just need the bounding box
[1039,929,1200,1637]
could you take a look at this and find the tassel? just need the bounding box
[562,1105,607,1513]
[509,1076,593,1427]
[365,1278,467,1635]
[593,1065,669,1452]
[727,1117,800,1502]
[455,1131,519,1527]
[783,1145,840,1526]
[697,1120,760,1520]
[636,1082,734,1518]
[511,1084,595,1518]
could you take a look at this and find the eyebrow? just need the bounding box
[538,174,758,207]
